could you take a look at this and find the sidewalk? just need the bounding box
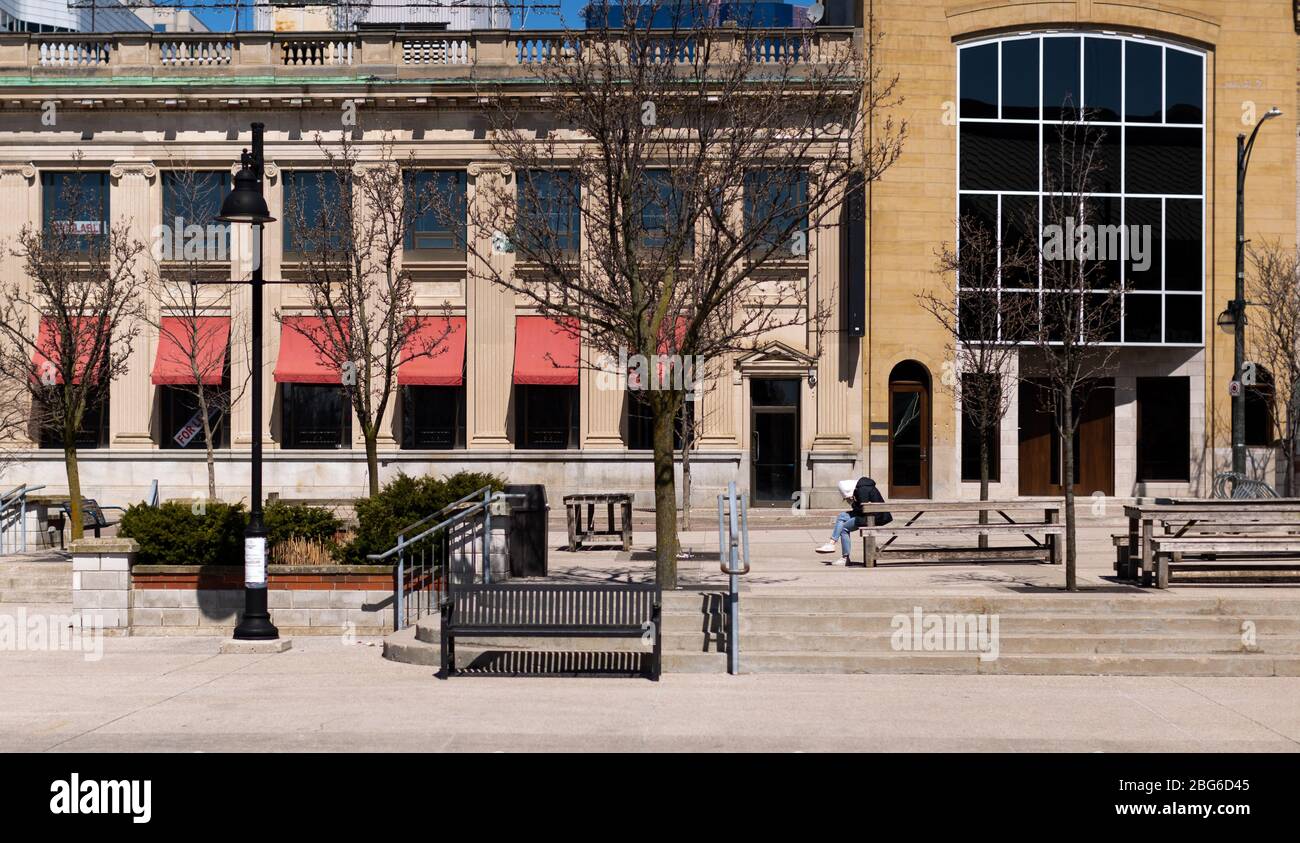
[1,635,1297,752]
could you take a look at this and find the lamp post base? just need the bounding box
[220,637,292,655]
[232,586,280,640]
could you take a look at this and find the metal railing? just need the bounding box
[367,486,514,631]
[0,484,45,554]
[1214,472,1280,499]
[717,480,751,675]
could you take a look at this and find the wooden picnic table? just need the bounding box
[1123,501,1300,587]
[563,493,633,552]
[855,500,1062,568]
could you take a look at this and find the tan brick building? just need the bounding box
[865,0,1299,499]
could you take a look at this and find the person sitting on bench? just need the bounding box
[816,477,891,566]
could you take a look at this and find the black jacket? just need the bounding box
[849,477,891,527]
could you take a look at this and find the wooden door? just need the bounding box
[889,381,930,498]
[1018,379,1114,496]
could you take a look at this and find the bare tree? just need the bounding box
[1024,113,1125,591]
[0,164,147,539]
[926,214,1033,543]
[146,164,252,500]
[1247,241,1300,496]
[440,1,905,586]
[282,135,455,496]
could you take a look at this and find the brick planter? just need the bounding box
[128,564,395,637]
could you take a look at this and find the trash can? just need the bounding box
[504,484,548,577]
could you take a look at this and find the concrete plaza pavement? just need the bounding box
[2,635,1299,752]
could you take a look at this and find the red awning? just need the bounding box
[398,316,466,386]
[152,316,230,385]
[31,316,105,385]
[274,316,347,384]
[513,316,580,386]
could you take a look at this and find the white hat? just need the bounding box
[837,479,856,499]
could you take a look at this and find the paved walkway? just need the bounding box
[1,636,1297,752]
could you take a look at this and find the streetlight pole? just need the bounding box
[219,123,279,640]
[1231,107,1282,477]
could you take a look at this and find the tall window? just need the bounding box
[281,384,351,449]
[162,171,231,262]
[404,171,466,259]
[639,170,691,252]
[1136,377,1191,481]
[515,385,578,449]
[516,170,579,255]
[38,388,110,449]
[283,171,346,257]
[160,386,230,450]
[401,386,466,449]
[1245,368,1274,448]
[743,169,808,257]
[627,392,693,450]
[959,373,1001,482]
[42,171,108,253]
[957,34,1205,344]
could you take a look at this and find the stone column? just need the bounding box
[70,537,136,632]
[0,164,38,446]
[109,162,158,447]
[466,162,513,448]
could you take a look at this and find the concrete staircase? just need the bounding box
[383,590,1300,676]
[0,554,73,617]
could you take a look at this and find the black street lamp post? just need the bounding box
[1230,106,1282,477]
[217,122,279,640]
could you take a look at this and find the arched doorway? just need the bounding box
[888,361,931,499]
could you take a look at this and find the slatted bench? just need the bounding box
[440,582,662,680]
[858,522,1063,566]
[563,493,633,551]
[1149,535,1300,588]
[1123,501,1300,587]
[53,498,126,547]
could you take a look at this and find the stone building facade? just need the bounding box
[864,0,1299,500]
[0,26,863,508]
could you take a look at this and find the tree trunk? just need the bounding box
[680,410,693,532]
[64,439,83,542]
[364,430,380,498]
[197,388,217,501]
[1060,391,1078,592]
[978,432,990,549]
[652,402,680,588]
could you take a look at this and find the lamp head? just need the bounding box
[216,151,275,225]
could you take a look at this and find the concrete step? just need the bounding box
[716,631,1300,655]
[733,593,1300,616]
[0,603,78,617]
[736,652,1300,676]
[0,574,72,589]
[737,612,1300,636]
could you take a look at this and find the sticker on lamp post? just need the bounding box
[1228,380,1242,397]
[244,537,267,587]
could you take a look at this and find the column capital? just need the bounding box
[468,161,512,179]
[109,161,158,181]
[0,162,36,181]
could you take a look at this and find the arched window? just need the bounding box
[957,33,1205,345]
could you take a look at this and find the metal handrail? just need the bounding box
[0,484,46,554]
[391,485,497,543]
[717,481,751,675]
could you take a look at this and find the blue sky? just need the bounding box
[185,1,812,32]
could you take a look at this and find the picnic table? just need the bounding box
[1122,500,1300,588]
[855,500,1062,568]
[563,493,633,552]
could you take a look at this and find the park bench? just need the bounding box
[563,492,633,551]
[855,501,1062,567]
[51,498,126,548]
[440,581,662,680]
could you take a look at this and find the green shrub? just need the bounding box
[119,500,247,567]
[263,500,343,546]
[343,471,505,565]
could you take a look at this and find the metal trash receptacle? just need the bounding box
[504,484,548,577]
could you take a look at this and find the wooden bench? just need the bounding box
[854,501,1062,567]
[1149,535,1300,588]
[440,581,662,680]
[563,493,633,551]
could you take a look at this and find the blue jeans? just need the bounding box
[830,512,855,558]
